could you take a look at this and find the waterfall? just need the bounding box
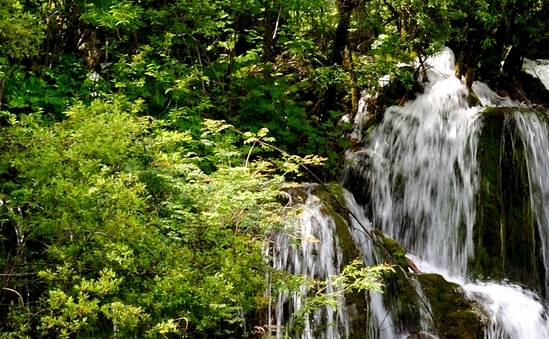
[524,59,549,90]
[268,185,350,339]
[514,111,549,297]
[343,48,549,338]
[350,48,482,276]
[466,282,549,339]
[271,50,549,338]
[412,255,549,339]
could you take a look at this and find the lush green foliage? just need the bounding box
[0,99,287,338]
[2,0,546,166]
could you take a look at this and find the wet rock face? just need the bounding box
[373,231,484,339]
[485,72,549,107]
[416,274,483,339]
[309,184,371,339]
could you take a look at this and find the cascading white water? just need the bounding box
[344,191,403,339]
[467,282,549,339]
[514,111,549,298]
[411,255,549,339]
[272,49,549,339]
[355,48,482,276]
[268,186,349,339]
[524,59,549,90]
[345,48,549,339]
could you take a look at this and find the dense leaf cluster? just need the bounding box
[0,99,287,337]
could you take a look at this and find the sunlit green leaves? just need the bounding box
[0,98,294,337]
[82,0,145,31]
[0,0,44,59]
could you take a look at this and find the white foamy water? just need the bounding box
[344,191,402,339]
[514,110,549,299]
[467,283,549,339]
[344,47,549,339]
[524,59,549,91]
[417,47,457,87]
[361,48,482,276]
[412,255,549,339]
[472,81,517,107]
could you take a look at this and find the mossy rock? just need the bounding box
[473,107,542,291]
[382,270,422,335]
[374,229,409,269]
[467,90,480,107]
[311,184,362,263]
[485,72,549,106]
[417,274,483,339]
[365,230,424,334]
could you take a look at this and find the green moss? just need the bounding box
[374,230,409,272]
[473,107,541,290]
[473,108,505,279]
[417,274,483,339]
[468,90,480,107]
[363,113,384,140]
[312,184,360,262]
[366,230,422,333]
[381,268,422,334]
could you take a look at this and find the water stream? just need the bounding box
[514,111,549,299]
[356,50,481,277]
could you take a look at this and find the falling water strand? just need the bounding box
[514,110,549,298]
[344,190,402,339]
[471,81,517,107]
[344,47,549,339]
[269,187,349,339]
[467,282,549,339]
[411,255,549,339]
[358,49,482,276]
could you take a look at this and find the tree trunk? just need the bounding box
[263,0,273,78]
[324,0,361,118]
[330,1,356,66]
[0,79,4,112]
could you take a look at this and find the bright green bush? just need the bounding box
[0,98,284,338]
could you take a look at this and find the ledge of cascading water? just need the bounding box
[344,47,481,277]
[472,106,546,291]
[267,184,425,339]
[514,110,549,299]
[267,185,483,339]
[341,47,549,338]
[524,59,549,91]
